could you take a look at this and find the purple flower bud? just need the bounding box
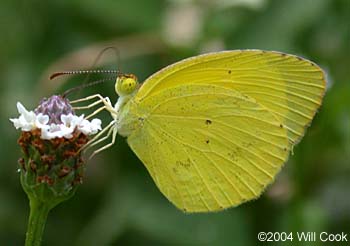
[35,95,75,124]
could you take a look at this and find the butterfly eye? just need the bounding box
[115,75,138,96]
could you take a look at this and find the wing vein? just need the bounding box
[183,148,221,209]
[147,125,187,209]
[147,118,273,187]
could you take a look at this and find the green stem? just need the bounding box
[25,200,51,246]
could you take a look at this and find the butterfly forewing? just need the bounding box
[136,50,326,146]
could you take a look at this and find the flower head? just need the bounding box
[10,95,101,208]
[10,96,101,139]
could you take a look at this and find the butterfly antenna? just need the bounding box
[50,70,120,80]
[83,46,121,86]
[50,46,122,80]
[62,77,115,98]
[95,46,121,70]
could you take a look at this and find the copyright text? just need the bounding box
[257,232,348,243]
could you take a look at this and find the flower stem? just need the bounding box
[25,199,51,246]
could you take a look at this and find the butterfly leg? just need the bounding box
[71,94,113,112]
[70,93,108,104]
[80,120,115,152]
[84,105,107,119]
[84,105,113,120]
[72,96,109,110]
[89,127,118,159]
[72,94,115,120]
[84,124,114,151]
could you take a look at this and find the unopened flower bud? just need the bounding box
[35,95,74,124]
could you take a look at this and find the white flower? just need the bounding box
[41,124,66,140]
[35,113,50,130]
[89,119,102,134]
[61,114,80,129]
[77,119,92,135]
[10,102,37,131]
[77,118,102,135]
[11,101,102,140]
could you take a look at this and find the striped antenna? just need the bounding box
[50,70,120,80]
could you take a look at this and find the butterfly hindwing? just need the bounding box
[127,84,289,212]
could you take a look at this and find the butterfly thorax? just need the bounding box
[116,97,144,137]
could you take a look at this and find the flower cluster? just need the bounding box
[11,101,101,140]
[10,95,102,210]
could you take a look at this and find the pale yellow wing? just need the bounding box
[136,50,326,145]
[126,84,289,212]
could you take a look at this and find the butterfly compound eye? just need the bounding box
[115,74,138,96]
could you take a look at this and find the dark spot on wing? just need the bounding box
[176,159,191,169]
[228,70,232,74]
[205,119,212,125]
[228,152,238,162]
[241,94,249,100]
[172,167,178,174]
[206,139,210,144]
[279,124,283,128]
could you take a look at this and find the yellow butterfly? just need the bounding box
[58,50,326,213]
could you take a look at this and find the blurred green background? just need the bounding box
[1,0,349,245]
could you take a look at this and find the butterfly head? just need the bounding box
[115,74,139,97]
